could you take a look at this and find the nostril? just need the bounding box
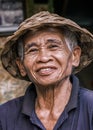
[37,55,51,63]
[36,51,52,63]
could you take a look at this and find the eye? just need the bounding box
[29,48,38,52]
[50,45,58,48]
[25,47,39,55]
[48,44,59,49]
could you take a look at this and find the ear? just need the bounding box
[72,46,81,67]
[16,58,27,77]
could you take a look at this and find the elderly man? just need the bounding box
[0,11,93,130]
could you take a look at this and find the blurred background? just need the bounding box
[0,0,93,104]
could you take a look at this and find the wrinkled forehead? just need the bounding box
[22,26,67,43]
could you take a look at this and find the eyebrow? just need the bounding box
[47,39,62,44]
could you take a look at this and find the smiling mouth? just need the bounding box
[36,67,56,76]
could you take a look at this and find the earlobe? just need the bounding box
[72,46,81,67]
[16,58,27,77]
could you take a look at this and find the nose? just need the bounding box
[36,48,52,63]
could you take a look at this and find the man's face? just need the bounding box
[18,30,80,86]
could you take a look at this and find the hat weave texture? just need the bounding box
[1,11,93,80]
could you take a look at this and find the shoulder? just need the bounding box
[79,87,93,110]
[0,96,24,118]
[0,96,24,129]
[79,87,93,100]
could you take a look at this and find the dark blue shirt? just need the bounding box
[0,75,93,130]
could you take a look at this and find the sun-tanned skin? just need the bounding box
[16,30,81,130]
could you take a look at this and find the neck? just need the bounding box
[35,77,72,115]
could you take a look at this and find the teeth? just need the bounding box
[42,68,50,70]
[40,68,51,71]
[39,68,52,73]
[37,67,55,75]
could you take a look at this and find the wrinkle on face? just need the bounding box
[22,30,74,87]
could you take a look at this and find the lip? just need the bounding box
[36,66,57,76]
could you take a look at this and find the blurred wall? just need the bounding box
[0,37,30,104]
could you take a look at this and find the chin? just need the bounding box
[35,79,59,88]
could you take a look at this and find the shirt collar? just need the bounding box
[22,75,80,116]
[66,74,80,112]
[22,83,37,116]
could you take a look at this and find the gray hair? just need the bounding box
[63,28,78,51]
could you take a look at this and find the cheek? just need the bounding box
[57,52,73,72]
[23,61,36,82]
[54,51,69,65]
[23,57,36,74]
[64,56,73,74]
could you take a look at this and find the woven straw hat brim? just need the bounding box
[1,11,93,80]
